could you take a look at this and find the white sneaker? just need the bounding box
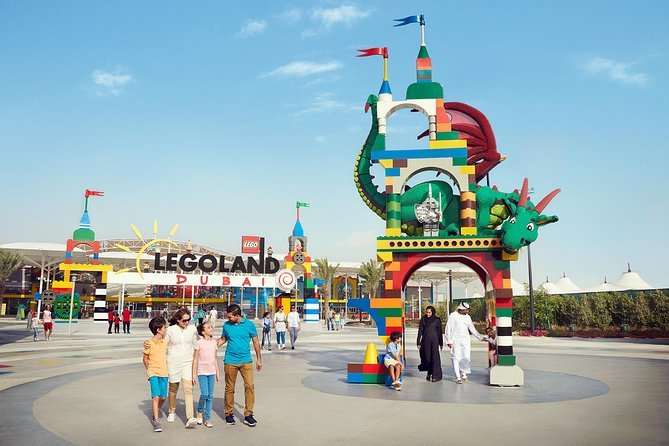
[391,380,401,388]
[186,418,198,429]
[395,385,402,391]
[167,413,176,423]
[456,378,463,384]
[462,373,468,381]
[196,416,203,425]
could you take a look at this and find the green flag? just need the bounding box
[296,201,310,208]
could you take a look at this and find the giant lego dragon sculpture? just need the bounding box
[353,94,561,253]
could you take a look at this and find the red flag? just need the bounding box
[356,47,388,58]
[85,189,104,197]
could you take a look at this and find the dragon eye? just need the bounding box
[526,223,535,231]
[509,217,516,224]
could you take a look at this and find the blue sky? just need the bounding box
[1,1,667,289]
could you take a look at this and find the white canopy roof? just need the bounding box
[614,269,653,290]
[0,242,86,268]
[511,278,528,296]
[539,281,563,294]
[554,276,582,293]
[583,279,623,293]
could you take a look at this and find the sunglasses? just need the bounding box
[180,318,191,323]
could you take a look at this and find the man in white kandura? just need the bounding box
[444,302,487,384]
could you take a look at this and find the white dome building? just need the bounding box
[614,265,653,290]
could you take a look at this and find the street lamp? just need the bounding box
[448,269,453,314]
[528,244,535,334]
[527,186,536,335]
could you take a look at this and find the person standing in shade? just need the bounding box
[122,306,132,333]
[334,310,341,331]
[273,306,287,350]
[444,302,486,384]
[208,306,218,330]
[261,311,272,351]
[417,305,443,382]
[107,306,114,334]
[113,310,121,334]
[197,307,205,326]
[43,305,53,341]
[286,305,300,350]
[216,304,262,427]
[30,311,40,341]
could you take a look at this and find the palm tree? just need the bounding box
[0,250,25,311]
[313,258,340,319]
[358,259,384,298]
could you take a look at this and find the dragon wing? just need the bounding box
[418,102,504,183]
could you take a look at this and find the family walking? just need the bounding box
[143,304,261,433]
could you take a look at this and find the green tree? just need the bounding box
[358,259,384,298]
[630,292,650,327]
[646,290,669,329]
[0,250,25,311]
[313,258,340,320]
[586,294,612,328]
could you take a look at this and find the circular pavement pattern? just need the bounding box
[302,368,610,404]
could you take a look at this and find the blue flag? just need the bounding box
[393,14,424,27]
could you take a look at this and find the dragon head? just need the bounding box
[500,178,560,252]
[364,94,378,113]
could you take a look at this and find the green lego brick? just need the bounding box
[452,157,468,166]
[374,308,403,317]
[436,131,460,140]
[495,307,513,318]
[362,374,386,384]
[406,82,443,100]
[493,260,510,270]
[497,355,516,366]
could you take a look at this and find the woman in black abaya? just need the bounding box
[417,306,443,382]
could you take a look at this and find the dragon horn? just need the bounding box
[533,189,561,214]
[517,178,529,208]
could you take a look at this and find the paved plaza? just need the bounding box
[0,318,667,446]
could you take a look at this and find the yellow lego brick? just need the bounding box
[370,298,403,309]
[52,280,72,289]
[436,123,452,132]
[503,278,512,289]
[377,251,393,262]
[380,335,390,345]
[429,139,467,149]
[59,263,113,272]
[385,228,401,237]
[459,165,475,174]
[385,176,394,186]
[384,279,393,290]
[386,316,403,326]
[460,227,477,236]
[460,208,476,219]
[385,261,401,272]
[379,159,393,168]
[502,250,519,261]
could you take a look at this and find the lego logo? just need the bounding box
[241,236,261,253]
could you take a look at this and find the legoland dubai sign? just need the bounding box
[107,236,296,291]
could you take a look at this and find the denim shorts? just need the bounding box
[149,376,168,399]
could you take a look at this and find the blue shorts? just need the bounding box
[148,376,168,399]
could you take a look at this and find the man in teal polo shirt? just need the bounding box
[217,304,262,427]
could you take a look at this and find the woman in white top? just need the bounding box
[164,308,198,428]
[274,306,287,350]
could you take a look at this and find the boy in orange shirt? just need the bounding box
[143,316,168,432]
